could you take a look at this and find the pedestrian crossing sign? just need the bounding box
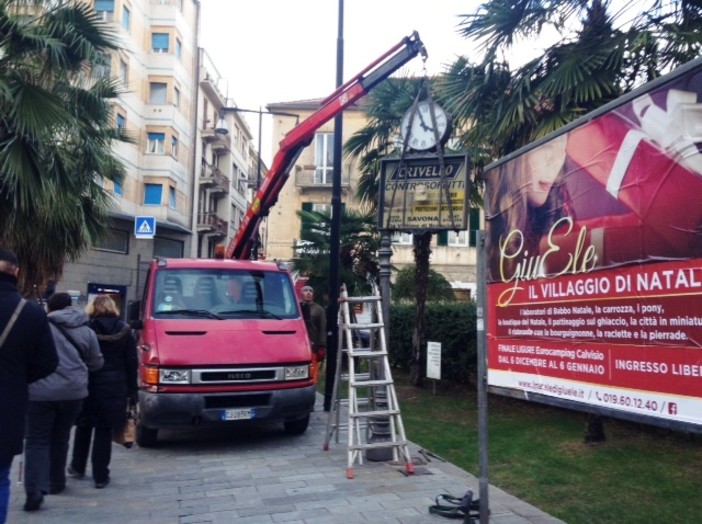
[135,216,156,239]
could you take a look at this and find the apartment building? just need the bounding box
[264,100,479,299]
[60,0,255,313]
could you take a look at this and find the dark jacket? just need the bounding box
[30,307,103,401]
[0,272,58,462]
[300,300,327,349]
[79,316,138,429]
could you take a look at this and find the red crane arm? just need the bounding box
[226,31,427,260]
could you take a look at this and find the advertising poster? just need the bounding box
[378,154,469,231]
[484,58,702,430]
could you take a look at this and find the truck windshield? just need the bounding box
[152,269,299,320]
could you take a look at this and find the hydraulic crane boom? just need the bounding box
[226,31,427,260]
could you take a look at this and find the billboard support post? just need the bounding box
[476,230,489,522]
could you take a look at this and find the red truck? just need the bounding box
[128,33,426,446]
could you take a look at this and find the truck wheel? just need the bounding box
[136,423,159,447]
[284,414,310,435]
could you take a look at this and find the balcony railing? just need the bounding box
[199,163,229,194]
[197,213,228,237]
[294,166,351,190]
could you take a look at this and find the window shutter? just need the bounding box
[437,231,448,246]
[469,208,480,247]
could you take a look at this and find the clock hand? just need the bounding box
[416,109,432,131]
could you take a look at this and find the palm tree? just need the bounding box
[439,0,702,165]
[292,206,380,300]
[0,0,129,296]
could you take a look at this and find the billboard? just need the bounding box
[484,57,702,431]
[378,154,470,231]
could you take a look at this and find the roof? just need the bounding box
[152,258,286,272]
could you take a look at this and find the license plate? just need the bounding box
[221,408,254,421]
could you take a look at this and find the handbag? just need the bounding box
[112,401,136,449]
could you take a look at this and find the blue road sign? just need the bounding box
[135,216,156,238]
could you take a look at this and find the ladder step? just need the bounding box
[341,372,371,381]
[347,349,388,358]
[343,296,382,303]
[349,440,409,451]
[344,322,384,329]
[350,379,393,387]
[349,409,400,418]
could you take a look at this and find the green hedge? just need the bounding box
[388,302,478,384]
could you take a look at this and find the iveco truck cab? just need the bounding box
[128,257,315,447]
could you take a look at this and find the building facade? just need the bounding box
[60,0,255,313]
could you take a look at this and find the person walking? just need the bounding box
[299,285,326,383]
[69,295,137,489]
[0,248,58,523]
[23,292,102,512]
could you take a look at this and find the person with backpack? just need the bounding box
[23,292,103,512]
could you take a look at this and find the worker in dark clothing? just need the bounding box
[300,285,326,383]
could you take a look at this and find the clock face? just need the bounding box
[401,100,450,151]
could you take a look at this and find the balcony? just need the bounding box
[294,165,351,192]
[197,213,228,237]
[199,163,230,194]
[201,126,229,152]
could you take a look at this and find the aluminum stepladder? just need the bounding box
[323,283,414,479]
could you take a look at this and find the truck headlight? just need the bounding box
[284,365,309,380]
[159,369,191,384]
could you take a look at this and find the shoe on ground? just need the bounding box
[23,492,44,511]
[67,465,84,479]
[48,484,65,495]
[94,478,110,489]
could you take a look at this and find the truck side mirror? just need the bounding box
[127,300,142,330]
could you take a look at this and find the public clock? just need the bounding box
[401,100,451,151]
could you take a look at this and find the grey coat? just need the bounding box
[28,306,103,401]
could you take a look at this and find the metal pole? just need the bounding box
[252,108,263,260]
[324,0,344,411]
[476,230,490,523]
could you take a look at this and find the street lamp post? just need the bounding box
[215,107,299,259]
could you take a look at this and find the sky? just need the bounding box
[198,1,546,163]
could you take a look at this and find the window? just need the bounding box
[121,5,130,31]
[173,87,180,108]
[144,183,162,205]
[147,132,165,154]
[116,113,126,129]
[149,82,167,104]
[93,228,128,254]
[171,136,178,159]
[168,186,176,208]
[154,237,183,258]
[151,33,169,53]
[113,180,123,196]
[93,53,111,79]
[175,38,182,61]
[119,59,128,85]
[392,232,413,245]
[311,203,331,215]
[95,0,114,21]
[314,133,333,184]
[448,230,469,246]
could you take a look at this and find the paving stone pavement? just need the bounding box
[7,395,565,523]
